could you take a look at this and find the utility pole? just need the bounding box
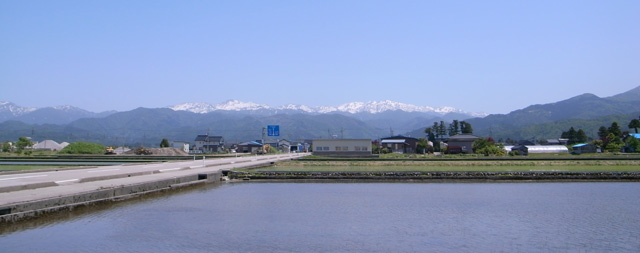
[262,127,266,153]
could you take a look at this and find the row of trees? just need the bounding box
[561,116,640,153]
[2,137,35,154]
[424,120,473,141]
[594,117,640,152]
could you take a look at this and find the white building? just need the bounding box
[503,145,569,154]
[312,139,376,157]
[171,141,190,153]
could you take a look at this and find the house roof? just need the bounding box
[381,135,418,141]
[381,139,406,144]
[195,135,223,142]
[238,141,263,146]
[448,134,480,141]
[630,133,640,139]
[572,143,590,148]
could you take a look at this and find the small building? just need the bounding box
[447,134,481,154]
[194,135,225,153]
[572,143,598,154]
[503,145,569,154]
[264,139,292,153]
[32,140,63,151]
[171,141,190,153]
[312,139,377,157]
[237,141,263,154]
[380,136,419,154]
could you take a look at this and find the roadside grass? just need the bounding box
[0,165,75,171]
[252,165,640,172]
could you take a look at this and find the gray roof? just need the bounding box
[448,134,481,141]
[195,135,223,142]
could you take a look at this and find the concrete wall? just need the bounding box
[0,172,221,223]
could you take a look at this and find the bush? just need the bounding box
[59,142,106,154]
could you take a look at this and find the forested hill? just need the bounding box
[463,86,640,140]
[405,86,640,140]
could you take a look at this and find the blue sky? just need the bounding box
[1,1,638,114]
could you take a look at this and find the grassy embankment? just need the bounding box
[244,153,640,172]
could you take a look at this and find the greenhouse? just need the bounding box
[503,145,569,154]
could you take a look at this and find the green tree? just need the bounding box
[472,138,505,156]
[561,127,578,144]
[626,136,640,152]
[591,139,604,150]
[604,133,623,152]
[416,138,429,154]
[437,121,447,138]
[576,129,588,143]
[561,127,588,145]
[629,119,640,133]
[424,127,435,142]
[608,122,622,138]
[598,126,609,140]
[15,137,33,151]
[448,120,460,136]
[2,141,11,152]
[460,121,473,134]
[160,138,170,148]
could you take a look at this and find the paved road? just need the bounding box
[0,153,309,195]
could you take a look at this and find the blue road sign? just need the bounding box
[267,125,280,136]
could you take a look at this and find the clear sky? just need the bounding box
[1,1,638,114]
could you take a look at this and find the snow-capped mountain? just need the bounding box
[0,102,115,124]
[169,100,271,113]
[169,100,487,117]
[0,101,37,117]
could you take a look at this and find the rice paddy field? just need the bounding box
[255,158,640,172]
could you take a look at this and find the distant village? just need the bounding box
[9,129,640,157]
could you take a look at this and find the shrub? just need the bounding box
[59,142,106,154]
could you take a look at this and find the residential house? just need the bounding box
[263,139,292,153]
[312,139,377,157]
[572,143,598,154]
[447,134,481,154]
[380,136,419,154]
[237,141,263,154]
[194,135,225,153]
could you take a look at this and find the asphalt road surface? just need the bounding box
[0,153,309,208]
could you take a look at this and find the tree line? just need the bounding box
[562,116,640,152]
[424,120,473,141]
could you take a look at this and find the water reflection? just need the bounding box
[1,182,639,252]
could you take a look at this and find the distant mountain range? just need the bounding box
[168,100,486,116]
[0,102,115,125]
[1,86,639,146]
[406,86,640,141]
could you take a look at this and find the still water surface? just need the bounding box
[1,182,639,252]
